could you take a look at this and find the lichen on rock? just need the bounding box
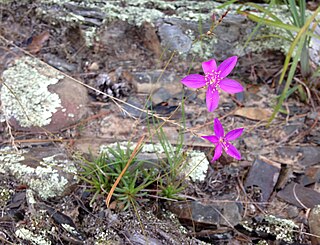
[1,56,63,127]
[185,151,209,182]
[0,147,77,200]
[242,215,298,243]
[15,227,52,245]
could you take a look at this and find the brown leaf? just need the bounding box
[26,31,50,54]
[234,107,272,121]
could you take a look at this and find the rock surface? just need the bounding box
[0,147,78,200]
[245,158,281,203]
[0,56,89,131]
[309,205,320,245]
[277,182,320,209]
[167,200,242,229]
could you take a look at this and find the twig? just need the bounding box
[293,183,308,209]
[106,135,145,207]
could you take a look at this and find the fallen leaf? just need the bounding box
[234,107,272,121]
[26,31,50,54]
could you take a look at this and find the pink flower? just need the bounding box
[202,118,244,162]
[181,56,244,112]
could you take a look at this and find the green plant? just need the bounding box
[147,98,189,200]
[237,1,320,123]
[78,142,156,210]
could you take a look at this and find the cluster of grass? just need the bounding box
[78,142,156,210]
[78,140,188,210]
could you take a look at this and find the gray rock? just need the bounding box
[285,206,299,219]
[121,96,148,119]
[43,53,77,72]
[239,215,298,243]
[245,158,281,203]
[157,14,250,60]
[129,233,163,245]
[309,25,320,66]
[131,70,182,94]
[277,182,320,209]
[151,87,172,104]
[167,200,242,229]
[158,23,192,53]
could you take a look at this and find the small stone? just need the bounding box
[43,53,77,72]
[245,158,281,203]
[185,151,209,182]
[167,200,242,229]
[235,91,245,103]
[132,70,181,94]
[285,206,299,219]
[99,114,138,139]
[302,166,320,186]
[158,23,192,53]
[234,107,272,121]
[121,96,148,119]
[88,62,100,71]
[309,205,320,245]
[129,233,163,245]
[277,182,320,209]
[151,87,172,105]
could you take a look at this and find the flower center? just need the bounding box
[205,70,222,91]
[219,137,229,151]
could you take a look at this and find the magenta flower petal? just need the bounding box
[225,143,241,160]
[220,79,244,94]
[206,87,220,112]
[225,128,244,141]
[213,118,224,138]
[181,74,206,88]
[202,135,219,144]
[217,56,237,78]
[212,143,222,162]
[202,59,217,74]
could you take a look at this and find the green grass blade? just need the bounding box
[255,34,292,42]
[241,11,320,40]
[299,0,306,26]
[279,6,320,86]
[269,36,306,124]
[247,2,291,26]
[268,6,320,124]
[217,0,238,9]
[288,0,301,27]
